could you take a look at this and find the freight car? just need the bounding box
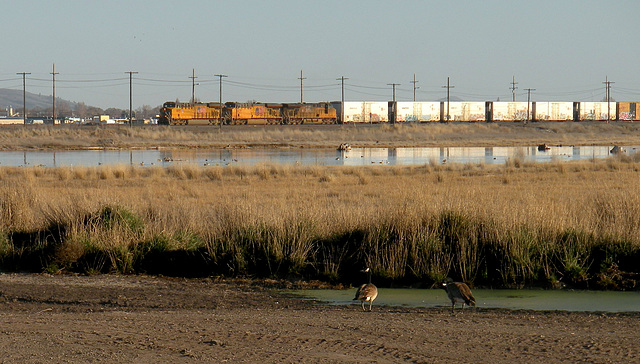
[618,102,639,121]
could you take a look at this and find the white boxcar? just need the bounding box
[578,102,614,121]
[443,102,485,122]
[396,102,441,122]
[342,102,389,123]
[492,102,531,121]
[534,102,573,121]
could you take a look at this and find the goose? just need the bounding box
[442,277,475,314]
[353,268,378,311]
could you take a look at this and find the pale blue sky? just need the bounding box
[1,0,639,109]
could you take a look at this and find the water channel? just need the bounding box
[292,288,640,313]
[1,145,637,167]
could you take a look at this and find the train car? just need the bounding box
[223,102,282,125]
[576,102,614,121]
[342,102,389,123]
[533,102,574,121]
[158,102,222,125]
[396,102,440,122]
[281,102,337,124]
[443,102,486,122]
[617,102,639,121]
[491,102,530,121]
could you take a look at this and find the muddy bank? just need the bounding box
[0,274,638,362]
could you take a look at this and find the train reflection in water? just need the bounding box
[1,145,637,167]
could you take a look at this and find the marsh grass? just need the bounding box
[0,159,639,289]
[1,122,640,150]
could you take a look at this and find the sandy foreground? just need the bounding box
[0,274,638,363]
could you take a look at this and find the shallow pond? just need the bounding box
[1,145,637,167]
[292,288,640,313]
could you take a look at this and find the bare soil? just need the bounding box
[0,274,638,363]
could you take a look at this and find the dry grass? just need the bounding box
[0,157,639,288]
[0,122,640,150]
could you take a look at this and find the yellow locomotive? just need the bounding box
[282,103,337,124]
[158,102,223,125]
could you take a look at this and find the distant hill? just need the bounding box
[437,95,465,102]
[0,88,58,111]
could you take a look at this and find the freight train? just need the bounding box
[158,100,638,125]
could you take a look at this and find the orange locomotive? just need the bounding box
[281,103,337,124]
[157,102,222,125]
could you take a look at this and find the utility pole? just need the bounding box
[125,71,138,126]
[51,64,59,124]
[189,69,198,104]
[298,70,306,103]
[510,76,518,102]
[16,72,30,124]
[410,74,419,102]
[387,83,400,102]
[336,76,348,123]
[525,88,536,122]
[214,74,227,129]
[603,76,614,122]
[442,77,455,122]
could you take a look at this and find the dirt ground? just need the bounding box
[0,274,638,363]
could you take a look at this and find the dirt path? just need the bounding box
[0,274,637,363]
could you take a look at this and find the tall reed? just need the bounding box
[0,159,639,289]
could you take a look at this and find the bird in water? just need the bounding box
[353,268,378,311]
[442,277,475,314]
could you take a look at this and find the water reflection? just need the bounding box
[0,145,637,167]
[293,288,640,312]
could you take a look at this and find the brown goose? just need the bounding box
[442,277,475,314]
[353,268,378,311]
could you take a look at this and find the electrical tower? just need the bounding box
[215,74,228,129]
[510,76,518,102]
[524,88,536,122]
[603,76,614,122]
[336,76,348,123]
[51,64,59,124]
[298,70,306,103]
[410,74,419,102]
[442,77,455,121]
[189,69,198,104]
[387,83,400,102]
[16,72,31,124]
[125,71,138,125]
